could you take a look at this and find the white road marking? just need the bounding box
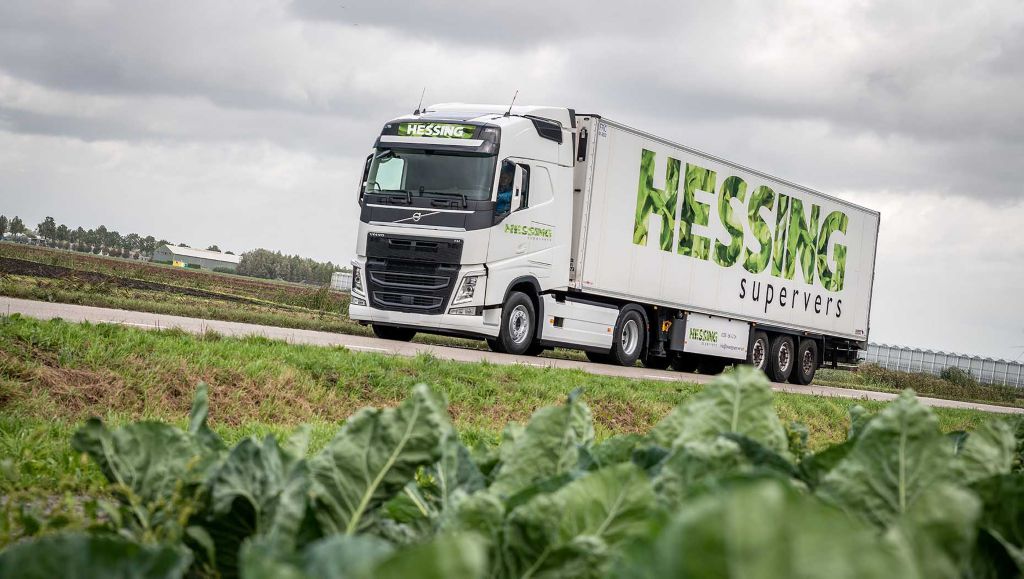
[345,345,391,352]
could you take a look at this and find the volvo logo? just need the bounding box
[394,210,440,224]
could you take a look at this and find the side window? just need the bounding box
[496,160,516,216]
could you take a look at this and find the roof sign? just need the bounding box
[397,123,476,139]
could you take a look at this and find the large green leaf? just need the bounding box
[647,366,789,455]
[0,533,192,579]
[817,390,957,527]
[970,474,1024,575]
[240,533,484,579]
[654,437,749,506]
[309,384,450,535]
[200,432,312,577]
[955,419,1016,484]
[488,392,593,498]
[71,384,224,507]
[887,483,981,579]
[503,462,655,578]
[614,478,919,579]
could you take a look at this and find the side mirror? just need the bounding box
[359,153,372,204]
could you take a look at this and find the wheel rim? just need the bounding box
[620,319,640,355]
[802,348,814,376]
[778,342,791,373]
[752,339,767,370]
[509,305,530,344]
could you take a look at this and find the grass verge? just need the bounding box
[1,314,997,495]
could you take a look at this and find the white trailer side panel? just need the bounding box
[575,118,879,342]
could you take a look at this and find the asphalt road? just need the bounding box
[2,296,1021,415]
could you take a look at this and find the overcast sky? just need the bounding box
[1,0,1022,358]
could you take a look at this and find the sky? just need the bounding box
[1,0,1022,359]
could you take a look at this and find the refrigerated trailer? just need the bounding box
[349,104,879,384]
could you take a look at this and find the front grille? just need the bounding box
[372,292,444,310]
[369,271,449,290]
[365,259,457,315]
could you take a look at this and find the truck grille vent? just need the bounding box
[369,271,449,290]
[372,292,443,310]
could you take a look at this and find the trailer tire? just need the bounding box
[747,331,770,373]
[790,339,819,385]
[371,324,416,342]
[611,307,646,366]
[768,335,795,383]
[498,291,536,356]
[486,338,506,354]
[586,351,611,364]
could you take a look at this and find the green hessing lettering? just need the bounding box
[633,149,680,251]
[784,199,821,283]
[816,211,848,292]
[771,194,790,276]
[689,327,718,342]
[713,176,747,267]
[678,163,714,259]
[743,185,775,274]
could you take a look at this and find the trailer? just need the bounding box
[348,104,879,384]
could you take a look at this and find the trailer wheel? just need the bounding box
[585,351,611,364]
[768,335,795,383]
[670,353,699,373]
[790,339,819,385]
[371,324,416,342]
[486,338,506,354]
[611,307,646,366]
[747,331,770,373]
[498,291,536,355]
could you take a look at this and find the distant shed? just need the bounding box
[152,244,242,271]
[331,271,352,291]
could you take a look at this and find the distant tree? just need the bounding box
[37,216,57,239]
[56,224,70,241]
[225,251,235,255]
[141,235,157,254]
[0,215,7,238]
[206,245,221,252]
[178,242,188,247]
[10,216,25,235]
[124,233,141,252]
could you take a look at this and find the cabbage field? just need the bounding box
[1,366,1021,578]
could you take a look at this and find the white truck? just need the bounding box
[349,103,879,384]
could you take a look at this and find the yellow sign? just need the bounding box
[172,260,185,268]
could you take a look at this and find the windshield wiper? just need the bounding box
[420,188,468,209]
[380,190,412,205]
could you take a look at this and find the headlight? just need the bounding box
[452,274,482,305]
[352,266,363,294]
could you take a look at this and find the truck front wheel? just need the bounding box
[498,291,536,355]
[371,324,416,342]
[768,335,795,383]
[790,339,819,385]
[611,307,646,367]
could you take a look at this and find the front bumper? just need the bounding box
[349,303,501,339]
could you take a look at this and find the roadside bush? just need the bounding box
[859,363,1021,406]
[942,366,978,388]
[185,263,201,270]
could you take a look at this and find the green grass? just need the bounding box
[0,315,997,494]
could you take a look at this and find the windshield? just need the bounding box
[363,149,497,201]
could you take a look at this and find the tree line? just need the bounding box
[1,213,346,284]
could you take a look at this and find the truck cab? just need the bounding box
[348,104,576,353]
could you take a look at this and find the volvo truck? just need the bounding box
[349,103,879,384]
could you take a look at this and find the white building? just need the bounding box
[331,271,352,291]
[152,244,242,271]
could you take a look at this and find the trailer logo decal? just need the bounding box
[688,327,719,343]
[633,149,849,293]
[397,123,476,139]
